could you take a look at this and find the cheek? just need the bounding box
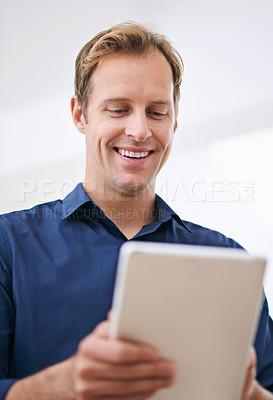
[86,120,118,147]
[158,128,174,151]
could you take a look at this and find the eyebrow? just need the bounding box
[100,98,172,106]
[152,100,172,106]
[100,98,130,106]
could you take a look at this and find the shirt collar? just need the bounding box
[155,194,193,233]
[62,183,192,233]
[62,183,94,220]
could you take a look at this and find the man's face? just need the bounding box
[78,50,177,198]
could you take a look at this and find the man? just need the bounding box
[0,22,273,400]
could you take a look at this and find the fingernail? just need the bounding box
[163,376,173,387]
[163,363,174,375]
[144,349,158,361]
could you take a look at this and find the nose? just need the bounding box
[124,111,152,141]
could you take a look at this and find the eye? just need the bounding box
[147,110,167,120]
[108,109,128,116]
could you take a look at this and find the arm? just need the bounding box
[5,320,174,400]
[0,234,17,400]
[5,358,75,400]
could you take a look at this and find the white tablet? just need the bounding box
[109,241,266,400]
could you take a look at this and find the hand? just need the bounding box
[73,320,175,400]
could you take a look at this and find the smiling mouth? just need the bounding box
[114,148,152,159]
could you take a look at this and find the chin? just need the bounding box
[116,179,154,197]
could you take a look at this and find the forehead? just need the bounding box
[88,50,174,104]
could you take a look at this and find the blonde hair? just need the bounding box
[74,22,184,117]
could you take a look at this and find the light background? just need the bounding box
[1,0,273,314]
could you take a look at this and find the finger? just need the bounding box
[247,347,257,370]
[92,320,159,362]
[78,358,174,380]
[93,320,110,338]
[76,390,157,400]
[78,335,158,364]
[75,375,173,399]
[245,347,257,384]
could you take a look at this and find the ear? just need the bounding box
[70,95,86,135]
[173,119,178,135]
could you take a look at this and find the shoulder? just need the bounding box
[0,200,63,272]
[174,217,243,249]
[155,195,243,250]
[0,199,62,227]
[0,199,63,247]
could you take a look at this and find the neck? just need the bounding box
[83,181,156,239]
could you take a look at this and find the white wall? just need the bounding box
[156,127,273,314]
[1,0,273,314]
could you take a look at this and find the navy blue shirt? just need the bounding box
[0,183,273,398]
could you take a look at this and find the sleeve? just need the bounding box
[254,294,273,393]
[0,220,18,399]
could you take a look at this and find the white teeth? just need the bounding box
[118,149,150,159]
